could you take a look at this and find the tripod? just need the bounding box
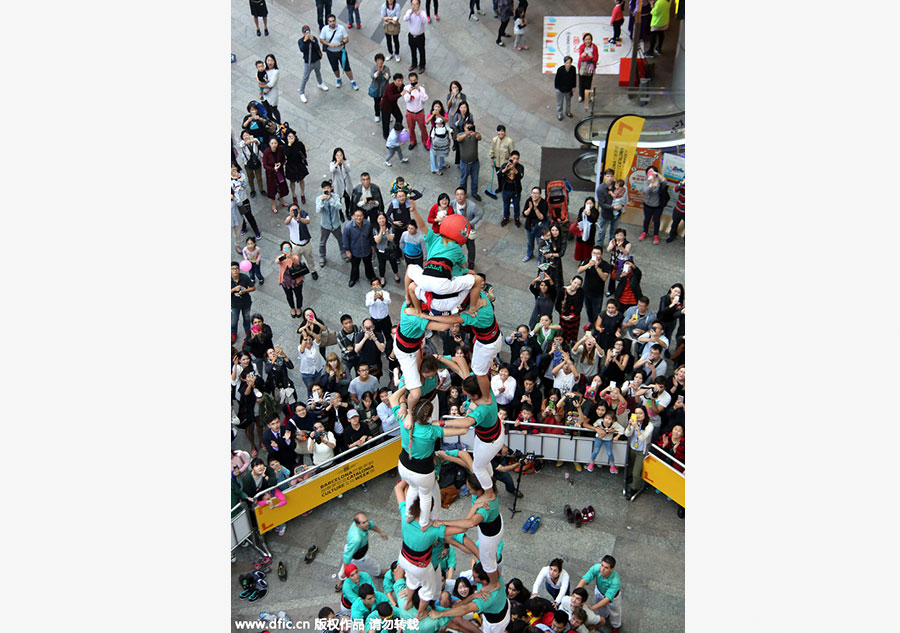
[508,458,526,518]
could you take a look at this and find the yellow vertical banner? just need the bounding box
[603,115,645,182]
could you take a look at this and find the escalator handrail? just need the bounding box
[574,111,685,146]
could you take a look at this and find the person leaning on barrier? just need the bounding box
[241,457,278,499]
[308,420,337,465]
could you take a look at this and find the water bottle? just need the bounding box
[565,469,572,485]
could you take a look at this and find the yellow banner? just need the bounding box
[256,438,402,534]
[603,115,645,182]
[642,453,685,508]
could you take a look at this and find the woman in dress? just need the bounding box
[283,130,309,205]
[572,197,599,262]
[600,337,632,385]
[373,212,400,285]
[542,223,567,289]
[262,137,289,214]
[275,241,305,318]
[329,147,353,223]
[451,100,473,167]
[249,0,269,37]
[576,33,598,107]
[555,276,583,346]
[589,298,624,355]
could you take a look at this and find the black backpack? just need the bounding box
[658,181,670,208]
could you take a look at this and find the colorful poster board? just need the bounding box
[625,148,663,209]
[661,152,685,184]
[543,16,630,75]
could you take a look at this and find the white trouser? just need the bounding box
[400,556,440,601]
[472,427,505,490]
[350,553,382,578]
[412,278,474,313]
[477,519,504,574]
[407,265,475,297]
[398,461,437,528]
[594,588,623,628]
[471,336,503,375]
[481,600,511,633]
[395,347,422,389]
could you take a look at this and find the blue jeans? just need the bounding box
[502,190,521,220]
[430,149,447,173]
[346,4,360,26]
[459,160,480,196]
[591,437,614,465]
[231,304,251,337]
[248,261,264,284]
[525,222,546,259]
[596,215,619,247]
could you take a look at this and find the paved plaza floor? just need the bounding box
[231,2,684,631]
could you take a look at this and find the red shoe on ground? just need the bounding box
[639,232,647,241]
[653,235,660,244]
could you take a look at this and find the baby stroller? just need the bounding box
[545,179,573,239]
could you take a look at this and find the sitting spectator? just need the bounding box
[531,558,570,604]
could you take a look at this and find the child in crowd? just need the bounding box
[268,455,292,492]
[610,0,625,45]
[612,178,628,210]
[385,122,409,167]
[399,220,425,267]
[241,236,265,285]
[390,175,423,205]
[513,7,528,50]
[255,60,270,100]
[256,485,288,535]
[515,403,539,434]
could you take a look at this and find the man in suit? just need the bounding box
[351,172,386,226]
[450,187,482,269]
[261,413,298,473]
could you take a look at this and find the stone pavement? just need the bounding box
[231,2,684,631]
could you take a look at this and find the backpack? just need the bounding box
[658,181,670,208]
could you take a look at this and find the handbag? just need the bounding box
[384,19,401,36]
[368,82,379,98]
[320,329,338,347]
[288,261,310,280]
[245,149,261,170]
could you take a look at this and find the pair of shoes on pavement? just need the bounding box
[522,514,541,533]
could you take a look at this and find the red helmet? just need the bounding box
[438,214,471,245]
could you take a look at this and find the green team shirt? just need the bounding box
[399,501,447,552]
[394,593,453,633]
[474,576,508,615]
[398,302,430,341]
[382,566,397,597]
[434,542,456,572]
[343,571,375,604]
[435,448,459,478]
[423,227,467,276]
[396,407,444,459]
[468,390,499,430]
[351,590,390,621]
[458,291,495,330]
[398,373,439,397]
[343,520,376,564]
[581,565,621,601]
[474,494,501,525]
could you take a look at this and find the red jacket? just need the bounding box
[577,43,599,67]
[656,434,685,472]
